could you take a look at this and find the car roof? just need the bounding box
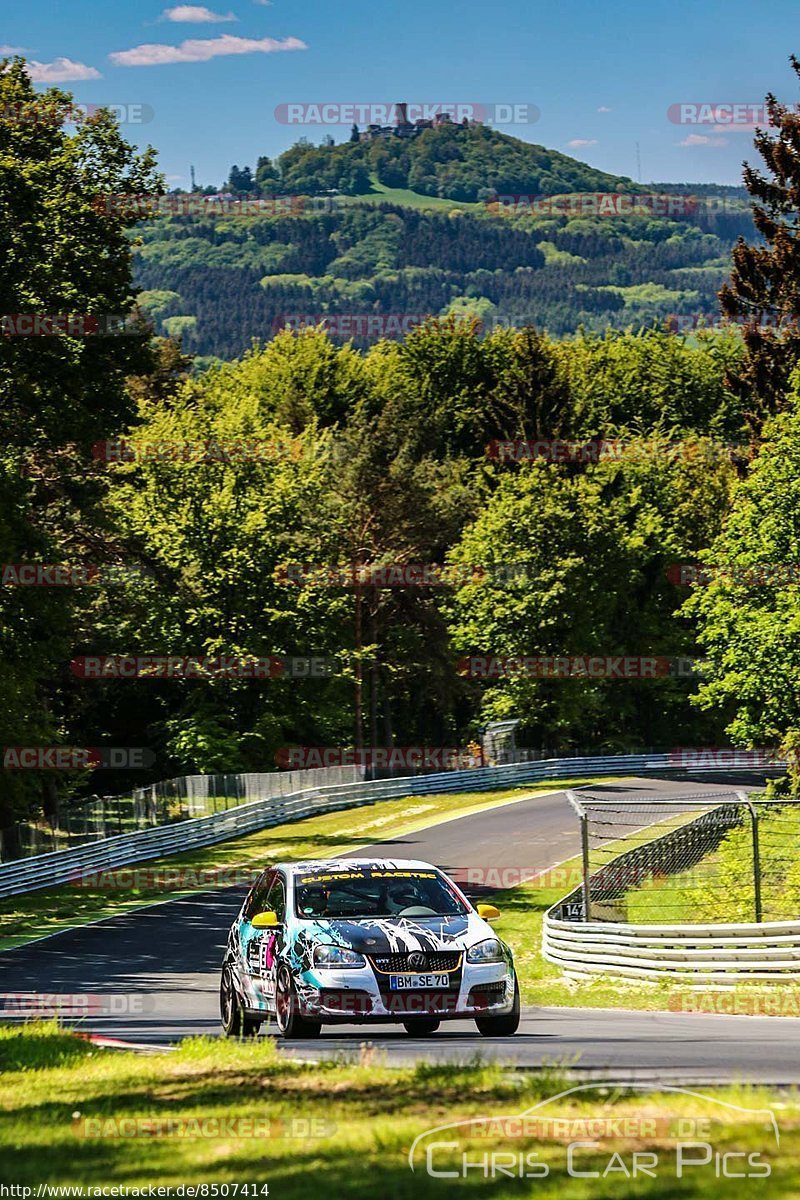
[281,858,439,876]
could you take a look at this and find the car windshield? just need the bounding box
[294,867,467,919]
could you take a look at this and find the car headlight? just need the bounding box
[313,944,366,968]
[467,938,505,964]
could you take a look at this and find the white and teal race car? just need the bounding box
[220,858,520,1039]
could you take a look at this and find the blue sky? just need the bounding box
[3,0,799,188]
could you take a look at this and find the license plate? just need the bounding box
[389,973,449,990]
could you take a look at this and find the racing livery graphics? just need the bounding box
[220,858,520,1038]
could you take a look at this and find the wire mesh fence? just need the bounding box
[556,791,800,925]
[0,765,367,862]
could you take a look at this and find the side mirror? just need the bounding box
[477,903,500,920]
[251,910,279,928]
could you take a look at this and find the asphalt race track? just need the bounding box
[3,773,799,1084]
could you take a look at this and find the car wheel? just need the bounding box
[402,1018,440,1036]
[275,966,321,1039]
[475,975,520,1037]
[220,965,261,1038]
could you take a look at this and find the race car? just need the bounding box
[220,857,520,1038]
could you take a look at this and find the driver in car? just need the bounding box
[385,880,433,914]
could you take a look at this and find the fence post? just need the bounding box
[580,813,591,921]
[739,791,762,923]
[567,790,592,922]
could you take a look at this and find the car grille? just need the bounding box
[370,950,462,973]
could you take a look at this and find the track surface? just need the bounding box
[3,773,797,1083]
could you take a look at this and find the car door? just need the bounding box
[238,868,276,1008]
[257,872,288,1012]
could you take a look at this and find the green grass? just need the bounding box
[1,1024,798,1196]
[0,779,602,951]
[336,176,479,212]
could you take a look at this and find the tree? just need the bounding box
[254,155,280,194]
[227,164,255,193]
[447,439,736,751]
[686,374,800,778]
[350,124,360,143]
[0,57,161,833]
[719,55,800,428]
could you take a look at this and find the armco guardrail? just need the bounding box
[543,915,800,982]
[0,751,782,900]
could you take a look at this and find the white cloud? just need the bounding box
[109,33,306,67]
[597,105,612,113]
[567,138,598,148]
[253,0,272,5]
[679,133,727,147]
[710,122,756,134]
[162,6,238,21]
[0,44,26,54]
[27,57,102,82]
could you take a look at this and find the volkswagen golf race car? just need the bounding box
[220,858,520,1038]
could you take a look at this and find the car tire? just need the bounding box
[220,965,262,1038]
[402,1019,440,1036]
[475,976,520,1037]
[275,966,322,1039]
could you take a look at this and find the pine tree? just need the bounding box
[719,55,800,427]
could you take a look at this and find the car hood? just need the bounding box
[299,913,489,954]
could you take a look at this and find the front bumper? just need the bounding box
[294,960,515,1023]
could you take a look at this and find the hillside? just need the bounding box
[270,122,638,202]
[132,126,756,361]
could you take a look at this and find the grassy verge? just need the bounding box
[0,1024,797,1196]
[0,778,602,952]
